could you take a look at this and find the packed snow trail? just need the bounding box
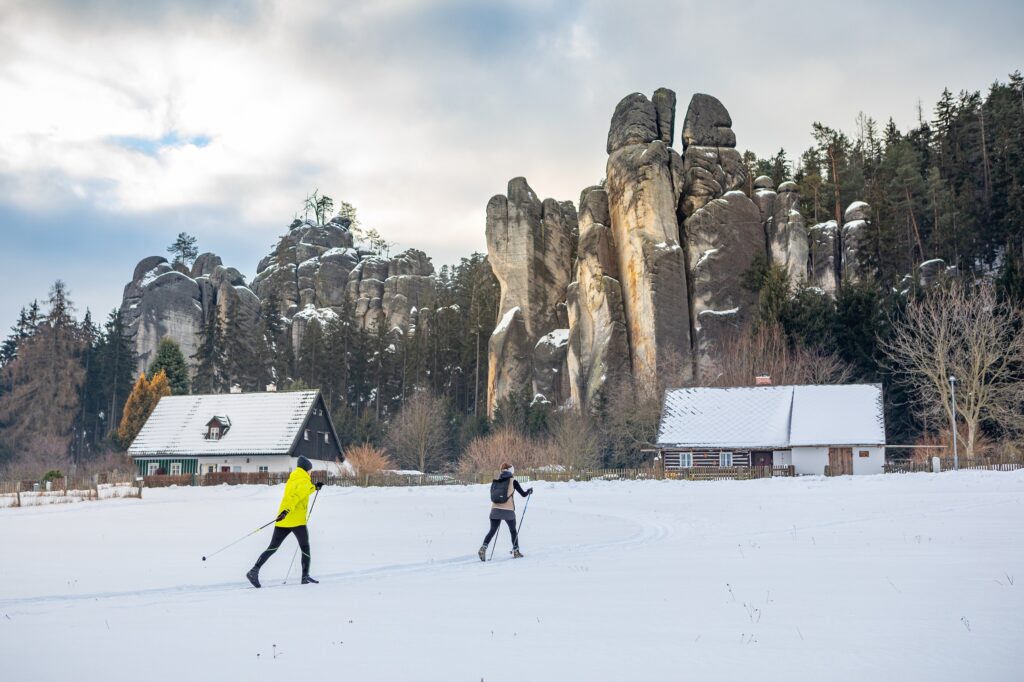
[2,473,1023,681]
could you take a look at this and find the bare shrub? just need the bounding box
[913,428,996,463]
[342,443,395,478]
[547,411,601,470]
[703,323,853,387]
[458,428,547,478]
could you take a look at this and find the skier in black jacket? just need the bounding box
[479,463,532,561]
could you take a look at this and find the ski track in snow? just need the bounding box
[0,496,673,609]
[0,488,1010,609]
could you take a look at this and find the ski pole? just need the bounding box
[284,487,321,584]
[488,521,500,561]
[517,493,531,536]
[506,493,532,556]
[201,517,278,562]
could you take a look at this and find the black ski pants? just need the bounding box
[483,518,518,549]
[254,525,311,576]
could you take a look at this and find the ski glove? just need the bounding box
[315,482,324,491]
[276,510,288,522]
[526,488,534,496]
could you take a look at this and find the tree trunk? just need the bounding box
[978,107,992,206]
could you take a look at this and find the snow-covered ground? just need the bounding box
[2,472,1023,681]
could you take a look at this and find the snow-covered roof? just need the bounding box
[658,386,794,449]
[129,390,321,457]
[789,384,885,447]
[657,384,885,449]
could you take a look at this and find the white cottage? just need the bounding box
[656,384,886,475]
[128,390,343,476]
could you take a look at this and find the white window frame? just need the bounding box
[680,452,693,468]
[719,451,733,467]
[258,465,269,473]
[304,429,310,441]
[146,462,159,475]
[323,432,330,444]
[170,462,182,476]
[207,465,215,474]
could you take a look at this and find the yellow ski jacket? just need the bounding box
[276,467,317,528]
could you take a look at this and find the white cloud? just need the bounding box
[0,0,1021,325]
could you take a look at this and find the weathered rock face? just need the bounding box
[252,217,436,351]
[533,329,570,408]
[381,249,436,333]
[120,255,258,377]
[679,93,746,218]
[770,181,809,281]
[485,177,575,415]
[487,307,532,413]
[841,201,872,283]
[566,186,630,411]
[652,88,677,146]
[683,191,765,365]
[681,94,737,149]
[808,221,839,294]
[251,218,357,319]
[605,91,692,388]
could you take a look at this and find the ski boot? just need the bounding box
[512,548,524,559]
[301,575,319,584]
[478,545,488,562]
[246,568,261,588]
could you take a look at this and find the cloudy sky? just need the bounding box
[1,0,1021,326]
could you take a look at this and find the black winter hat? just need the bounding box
[297,456,312,471]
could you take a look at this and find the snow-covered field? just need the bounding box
[2,472,1023,681]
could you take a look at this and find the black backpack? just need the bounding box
[490,478,511,504]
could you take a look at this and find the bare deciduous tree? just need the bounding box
[385,390,449,473]
[881,282,1024,459]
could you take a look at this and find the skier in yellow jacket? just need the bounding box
[247,456,323,587]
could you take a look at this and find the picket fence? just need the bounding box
[0,474,142,508]
[3,457,1022,507]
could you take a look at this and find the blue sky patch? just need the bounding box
[109,131,211,156]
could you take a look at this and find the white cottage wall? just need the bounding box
[851,446,885,475]
[195,456,339,475]
[772,450,792,466]
[196,455,292,474]
[791,447,828,475]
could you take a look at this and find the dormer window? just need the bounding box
[205,416,231,440]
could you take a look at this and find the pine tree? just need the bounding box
[148,337,190,395]
[167,232,199,268]
[0,282,88,462]
[77,310,137,448]
[117,370,170,446]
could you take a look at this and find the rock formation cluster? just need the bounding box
[121,217,438,381]
[485,89,886,413]
[122,86,938,413]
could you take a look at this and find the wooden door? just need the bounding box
[752,451,773,468]
[828,448,853,476]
